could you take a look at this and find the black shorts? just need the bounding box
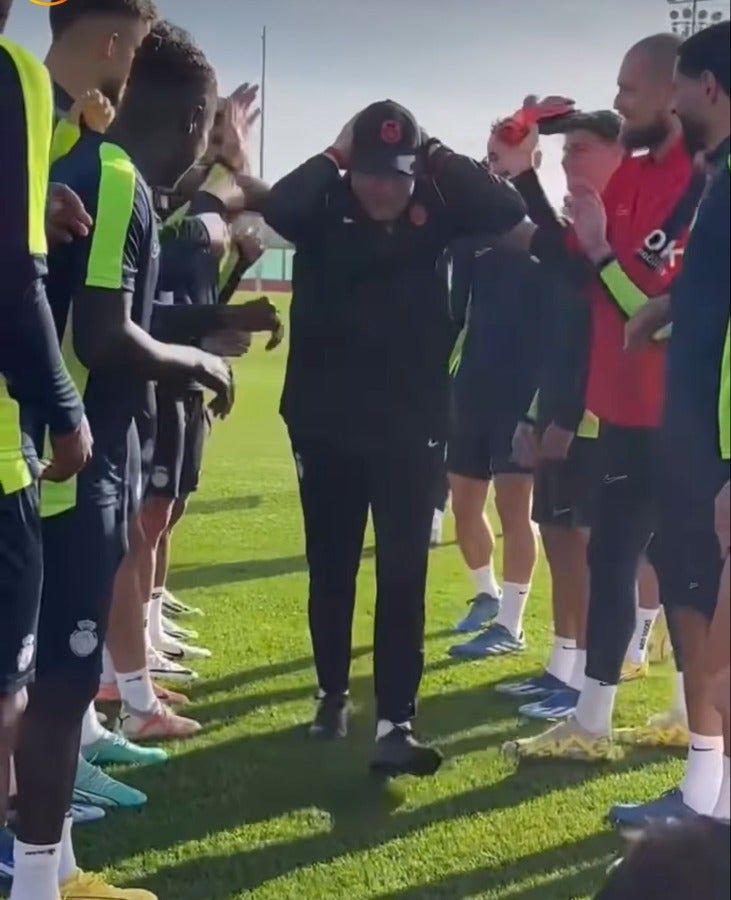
[651,438,730,620]
[447,415,529,481]
[0,484,42,695]
[36,490,127,684]
[533,437,598,529]
[148,390,209,499]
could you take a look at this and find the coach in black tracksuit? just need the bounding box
[263,100,528,777]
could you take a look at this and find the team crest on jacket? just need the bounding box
[410,203,427,226]
[69,620,99,658]
[17,634,35,674]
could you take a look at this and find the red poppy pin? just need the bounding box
[410,203,427,226]
[380,120,402,144]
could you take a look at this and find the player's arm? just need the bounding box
[70,179,233,413]
[0,44,84,437]
[538,279,592,434]
[449,238,476,331]
[424,139,528,239]
[261,154,339,243]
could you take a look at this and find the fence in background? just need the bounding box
[239,247,293,293]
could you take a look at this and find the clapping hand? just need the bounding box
[219,83,260,175]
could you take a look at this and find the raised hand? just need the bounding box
[68,88,115,133]
[565,179,610,262]
[219,83,260,174]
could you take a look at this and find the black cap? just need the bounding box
[351,100,419,176]
[539,109,621,143]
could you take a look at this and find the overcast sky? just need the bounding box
[10,0,728,200]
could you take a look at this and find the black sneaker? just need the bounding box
[369,726,443,778]
[308,693,350,740]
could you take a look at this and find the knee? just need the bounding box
[451,490,485,526]
[495,482,532,535]
[0,688,28,731]
[140,498,174,544]
[28,675,97,725]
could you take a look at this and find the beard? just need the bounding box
[620,117,671,152]
[679,115,708,156]
[99,78,123,107]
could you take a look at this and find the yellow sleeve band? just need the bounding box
[0,37,52,258]
[449,327,466,376]
[50,117,81,165]
[577,409,600,439]
[526,391,539,421]
[599,259,650,318]
[85,143,136,289]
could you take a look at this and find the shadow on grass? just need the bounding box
[373,830,614,899]
[189,655,470,726]
[186,494,262,516]
[185,628,458,701]
[169,547,376,590]
[78,679,656,900]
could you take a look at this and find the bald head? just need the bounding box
[627,33,682,82]
[615,33,681,151]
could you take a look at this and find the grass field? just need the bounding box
[79,293,682,899]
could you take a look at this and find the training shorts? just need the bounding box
[35,449,129,684]
[0,484,42,695]
[447,413,530,481]
[651,429,729,621]
[148,389,209,499]
[532,437,598,529]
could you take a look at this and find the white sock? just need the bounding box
[58,814,77,885]
[672,671,688,722]
[116,667,158,715]
[574,676,617,736]
[627,606,660,665]
[149,591,166,646]
[495,582,531,638]
[681,733,725,815]
[471,564,501,599]
[100,644,116,686]
[545,637,576,684]
[9,839,61,900]
[568,649,587,693]
[80,702,108,747]
[713,755,730,820]
[376,719,411,741]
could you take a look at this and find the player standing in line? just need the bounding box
[0,0,91,835]
[503,111,622,714]
[11,23,233,900]
[610,21,730,826]
[446,150,543,658]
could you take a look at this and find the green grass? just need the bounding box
[80,293,682,899]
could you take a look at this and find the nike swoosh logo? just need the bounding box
[428,440,440,448]
[553,508,572,516]
[603,475,629,484]
[691,745,715,752]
